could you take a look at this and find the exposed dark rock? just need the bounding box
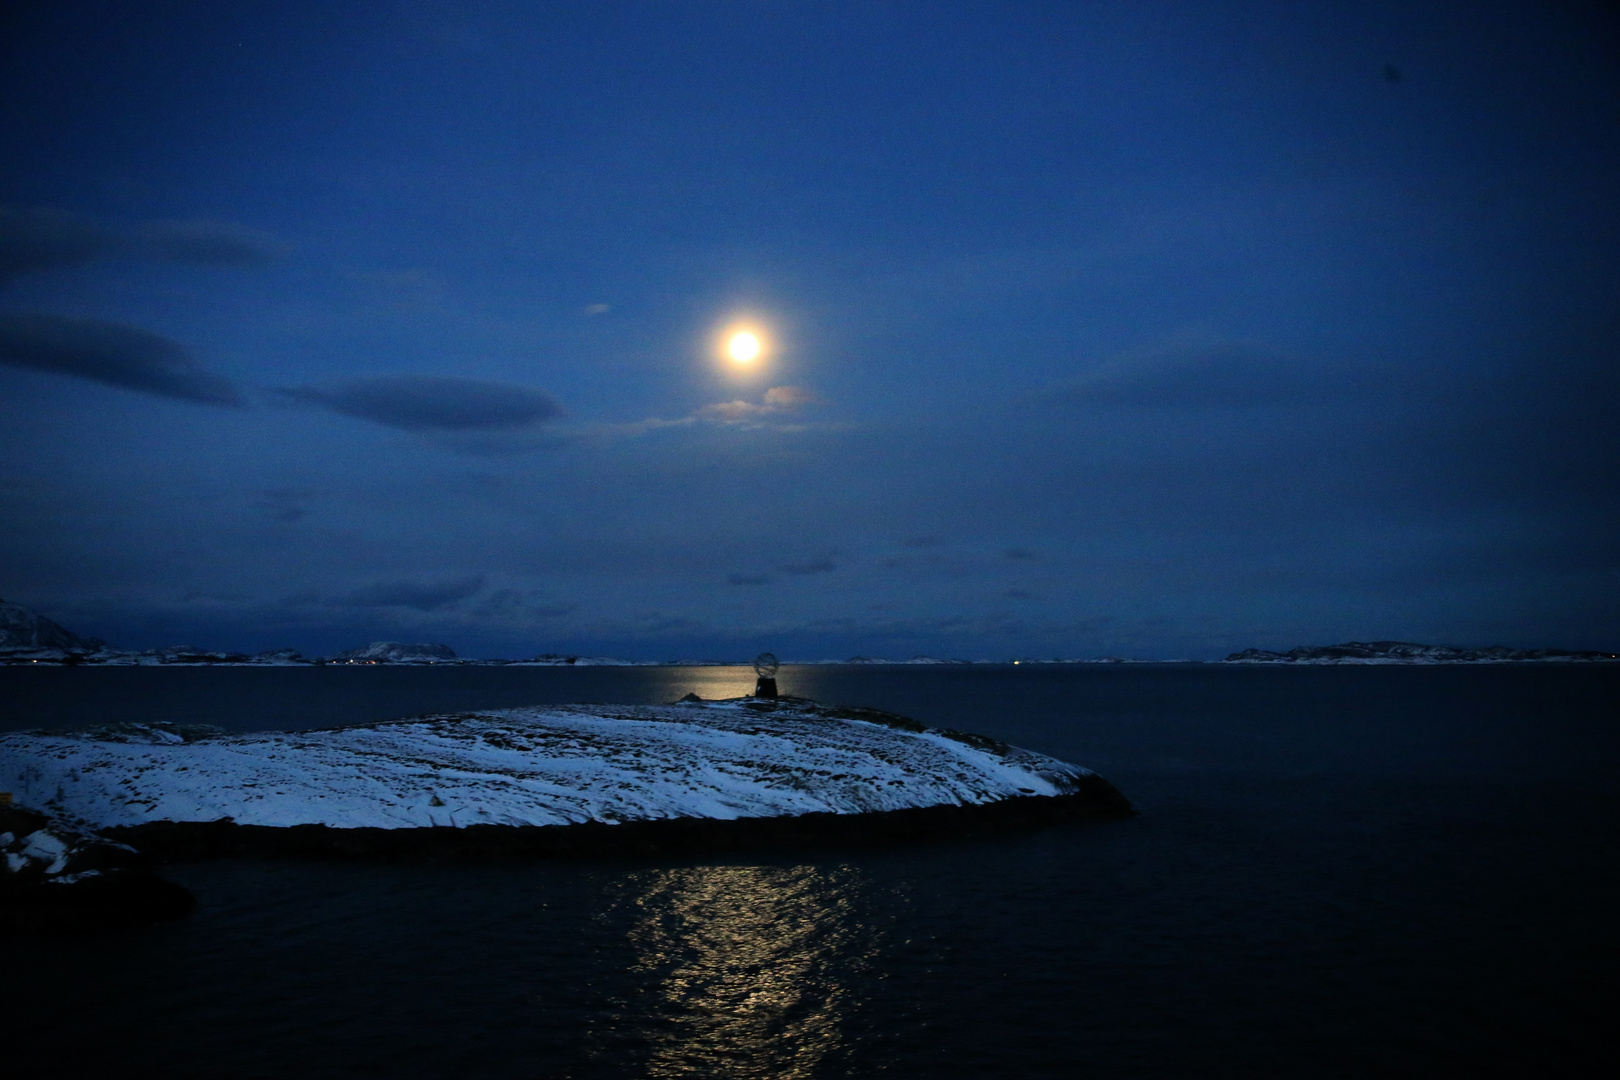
[0,805,196,932]
[147,646,252,663]
[105,777,1132,863]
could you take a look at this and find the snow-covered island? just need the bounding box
[1,697,1130,868]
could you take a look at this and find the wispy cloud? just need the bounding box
[252,488,317,523]
[696,385,822,425]
[1046,336,1386,409]
[469,587,576,621]
[0,313,244,405]
[127,219,285,267]
[779,558,837,575]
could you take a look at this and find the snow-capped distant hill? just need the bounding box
[328,641,457,663]
[0,598,99,654]
[1225,641,1617,664]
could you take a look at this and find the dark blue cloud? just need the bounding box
[128,219,284,267]
[0,207,115,280]
[779,559,837,575]
[0,206,283,280]
[252,489,316,524]
[335,577,485,611]
[0,313,243,405]
[1049,342,1390,410]
[277,376,564,433]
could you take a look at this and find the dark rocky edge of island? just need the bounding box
[2,697,1131,929]
[103,779,1128,863]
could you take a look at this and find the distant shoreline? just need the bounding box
[4,600,1615,667]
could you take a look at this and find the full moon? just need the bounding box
[727,331,761,363]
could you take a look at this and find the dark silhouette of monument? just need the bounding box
[753,652,779,698]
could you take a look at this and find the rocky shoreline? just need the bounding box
[104,779,1130,862]
[0,805,196,932]
[2,781,1129,931]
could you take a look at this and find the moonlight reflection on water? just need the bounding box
[601,864,883,1077]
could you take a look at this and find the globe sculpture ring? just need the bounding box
[753,652,779,679]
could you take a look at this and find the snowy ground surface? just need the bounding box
[0,699,1092,831]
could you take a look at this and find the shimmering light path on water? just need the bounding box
[5,665,1617,1077]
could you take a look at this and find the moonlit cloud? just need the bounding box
[695,399,767,422]
[697,385,821,424]
[0,313,244,405]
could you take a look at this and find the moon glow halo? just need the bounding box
[727,330,762,364]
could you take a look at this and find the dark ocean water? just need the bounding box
[4,664,1618,1078]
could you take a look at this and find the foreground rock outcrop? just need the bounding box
[0,805,195,931]
[0,698,1130,863]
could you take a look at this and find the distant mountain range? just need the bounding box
[1225,641,1617,664]
[2,598,1614,666]
[329,641,457,663]
[0,598,101,654]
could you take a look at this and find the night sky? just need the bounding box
[2,1,1616,660]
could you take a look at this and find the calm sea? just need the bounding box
[4,664,1617,1078]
